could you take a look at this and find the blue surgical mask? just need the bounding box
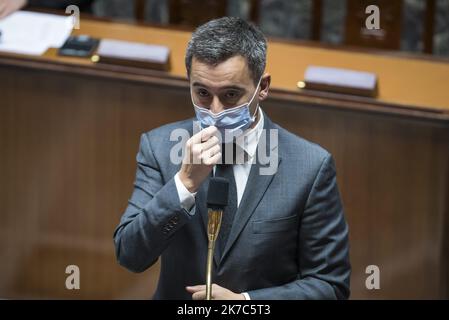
[191,77,262,143]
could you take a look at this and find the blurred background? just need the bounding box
[91,0,449,56]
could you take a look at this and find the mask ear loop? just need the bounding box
[251,103,259,122]
[249,76,264,121]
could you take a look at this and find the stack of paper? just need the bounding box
[0,11,73,56]
[303,66,378,97]
[96,39,170,70]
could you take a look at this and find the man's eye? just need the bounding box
[198,89,210,97]
[225,91,239,99]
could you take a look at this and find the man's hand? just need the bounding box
[0,0,27,19]
[178,126,221,193]
[186,284,246,300]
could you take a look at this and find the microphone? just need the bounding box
[205,176,229,300]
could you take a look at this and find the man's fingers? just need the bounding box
[197,137,220,165]
[200,134,219,151]
[187,284,223,300]
[0,5,6,19]
[186,285,205,292]
[201,126,218,142]
[185,127,219,166]
[209,143,221,156]
[188,137,220,165]
[0,1,13,19]
[192,290,206,300]
[190,126,218,145]
[201,144,220,161]
[203,151,221,166]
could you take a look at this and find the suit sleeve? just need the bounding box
[113,133,196,273]
[247,154,351,299]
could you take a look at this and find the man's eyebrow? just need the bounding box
[192,82,246,91]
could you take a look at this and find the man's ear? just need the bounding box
[258,73,271,101]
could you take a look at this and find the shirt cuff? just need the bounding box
[242,292,251,300]
[174,172,196,211]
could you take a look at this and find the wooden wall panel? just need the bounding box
[0,65,448,299]
[0,66,193,298]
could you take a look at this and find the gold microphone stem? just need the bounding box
[206,208,223,301]
[206,239,215,300]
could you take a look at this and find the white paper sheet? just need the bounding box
[0,11,73,56]
[97,39,170,63]
[305,66,377,90]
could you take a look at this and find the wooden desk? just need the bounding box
[0,16,448,299]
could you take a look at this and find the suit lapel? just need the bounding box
[219,114,282,265]
[196,174,210,234]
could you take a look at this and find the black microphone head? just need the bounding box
[207,177,229,209]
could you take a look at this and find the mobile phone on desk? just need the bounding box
[58,35,100,58]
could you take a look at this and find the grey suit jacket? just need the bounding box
[114,112,351,299]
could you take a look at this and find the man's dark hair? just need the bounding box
[185,17,267,86]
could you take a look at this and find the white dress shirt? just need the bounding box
[174,108,265,300]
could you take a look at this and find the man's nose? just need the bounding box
[209,96,225,114]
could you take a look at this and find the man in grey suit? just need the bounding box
[114,17,350,300]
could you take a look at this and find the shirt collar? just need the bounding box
[235,106,264,162]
